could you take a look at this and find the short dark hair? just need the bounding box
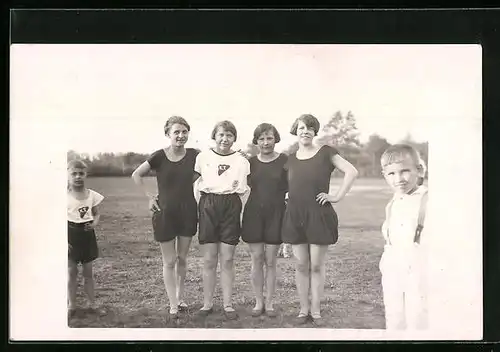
[290,114,320,136]
[164,116,190,135]
[211,120,238,141]
[67,159,88,170]
[252,123,281,145]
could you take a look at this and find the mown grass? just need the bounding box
[69,177,393,329]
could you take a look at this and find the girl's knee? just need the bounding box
[311,263,322,274]
[204,256,218,270]
[163,256,177,269]
[82,263,93,279]
[177,255,187,267]
[265,256,277,268]
[296,261,310,273]
[251,252,265,266]
[68,266,78,279]
[221,256,234,270]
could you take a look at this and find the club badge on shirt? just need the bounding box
[78,206,89,219]
[218,164,230,176]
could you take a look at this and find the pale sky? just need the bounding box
[11,44,481,155]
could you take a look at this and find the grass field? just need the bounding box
[69,177,394,329]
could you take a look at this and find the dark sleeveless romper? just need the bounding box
[242,154,288,245]
[148,148,199,242]
[281,145,339,245]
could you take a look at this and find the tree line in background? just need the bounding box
[68,111,428,178]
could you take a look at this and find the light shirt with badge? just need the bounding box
[194,149,250,195]
[67,189,104,223]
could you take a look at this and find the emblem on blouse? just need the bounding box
[218,164,230,176]
[78,206,89,218]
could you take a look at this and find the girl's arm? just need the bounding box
[317,154,359,205]
[132,161,160,211]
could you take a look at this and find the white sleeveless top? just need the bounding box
[67,189,104,223]
[194,149,250,195]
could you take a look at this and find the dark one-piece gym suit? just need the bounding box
[242,153,288,245]
[148,148,199,242]
[281,145,339,245]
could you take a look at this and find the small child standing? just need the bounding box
[379,144,428,331]
[67,160,104,318]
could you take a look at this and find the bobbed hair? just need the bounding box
[164,116,191,135]
[211,120,238,141]
[290,114,320,136]
[252,123,281,145]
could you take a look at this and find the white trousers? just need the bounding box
[380,245,428,330]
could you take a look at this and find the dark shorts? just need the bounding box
[281,200,339,245]
[242,202,284,245]
[68,221,98,264]
[152,201,198,243]
[198,192,242,246]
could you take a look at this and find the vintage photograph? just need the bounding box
[10,44,482,341]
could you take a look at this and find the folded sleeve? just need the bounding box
[194,152,203,175]
[146,149,162,171]
[91,190,104,207]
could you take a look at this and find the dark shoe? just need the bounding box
[296,312,309,325]
[311,314,324,327]
[197,307,213,317]
[169,309,179,320]
[265,308,278,318]
[251,306,265,317]
[178,301,188,311]
[224,307,238,320]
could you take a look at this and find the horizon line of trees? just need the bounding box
[68,111,429,179]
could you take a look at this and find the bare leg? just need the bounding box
[201,243,219,310]
[176,236,193,306]
[82,261,96,307]
[248,243,265,310]
[68,260,78,310]
[219,242,237,310]
[264,244,280,309]
[309,244,329,318]
[159,239,179,313]
[292,244,311,316]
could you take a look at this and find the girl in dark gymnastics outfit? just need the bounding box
[132,116,199,320]
[282,114,358,325]
[242,123,288,318]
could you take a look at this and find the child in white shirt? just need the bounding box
[67,160,104,318]
[379,144,428,330]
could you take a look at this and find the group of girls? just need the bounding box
[133,113,358,324]
[67,113,359,326]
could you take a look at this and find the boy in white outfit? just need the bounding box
[379,144,428,331]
